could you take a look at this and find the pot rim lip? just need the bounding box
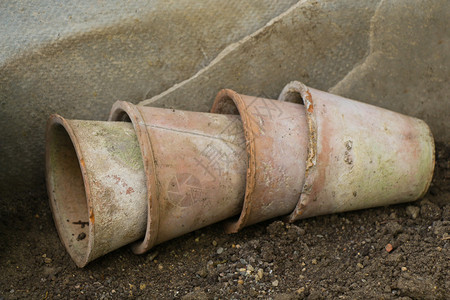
[108,101,160,254]
[278,81,317,222]
[411,114,436,199]
[45,114,95,268]
[211,89,257,233]
[416,122,436,199]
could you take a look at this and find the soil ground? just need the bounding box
[1,142,448,299]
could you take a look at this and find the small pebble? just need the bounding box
[311,259,317,265]
[357,263,364,269]
[297,287,305,294]
[206,260,214,271]
[272,280,279,287]
[385,243,394,253]
[146,251,159,262]
[237,279,244,285]
[401,267,407,271]
[216,247,224,255]
[212,240,217,246]
[196,269,207,278]
[406,206,420,219]
[44,258,52,264]
[247,264,254,272]
[194,237,200,242]
[256,269,264,280]
[158,264,163,270]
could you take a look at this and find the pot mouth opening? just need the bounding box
[282,90,304,105]
[108,102,158,254]
[210,90,254,233]
[111,110,132,122]
[46,116,91,267]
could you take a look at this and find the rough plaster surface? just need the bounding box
[141,0,449,146]
[0,0,297,66]
[140,0,380,110]
[0,0,296,198]
[330,0,449,141]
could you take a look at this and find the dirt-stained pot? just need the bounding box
[278,81,435,222]
[48,105,248,266]
[46,115,148,267]
[211,89,309,233]
[108,102,247,254]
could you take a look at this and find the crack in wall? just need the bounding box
[329,0,384,93]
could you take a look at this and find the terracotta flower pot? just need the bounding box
[108,102,247,254]
[46,82,434,267]
[46,115,148,267]
[211,89,309,233]
[278,81,435,222]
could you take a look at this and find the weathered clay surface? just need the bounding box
[279,81,435,222]
[109,103,247,255]
[211,90,309,233]
[46,117,147,267]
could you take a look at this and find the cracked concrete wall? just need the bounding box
[141,0,449,145]
[1,0,448,200]
[330,0,450,139]
[140,0,380,110]
[0,0,297,199]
